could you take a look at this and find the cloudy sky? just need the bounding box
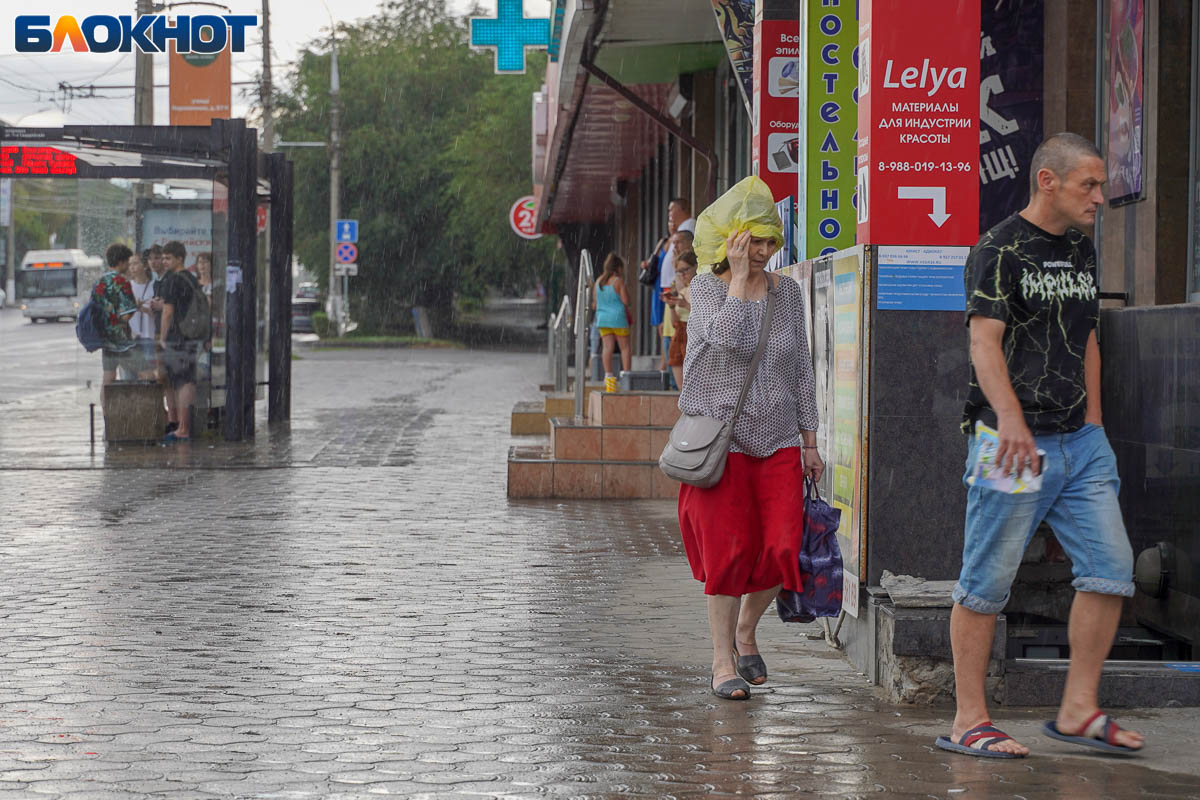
[0,0,552,127]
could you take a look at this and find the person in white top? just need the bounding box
[660,199,694,373]
[127,253,158,379]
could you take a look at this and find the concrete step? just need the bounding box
[510,400,549,436]
[587,390,681,427]
[550,417,673,463]
[507,446,680,500]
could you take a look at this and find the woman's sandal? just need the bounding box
[1043,711,1143,755]
[733,647,767,685]
[710,671,751,701]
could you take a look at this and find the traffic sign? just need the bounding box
[509,196,542,240]
[335,243,358,264]
[334,263,359,277]
[336,219,358,243]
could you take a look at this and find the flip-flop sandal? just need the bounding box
[710,672,751,701]
[1043,711,1143,755]
[733,647,767,685]
[935,722,1025,758]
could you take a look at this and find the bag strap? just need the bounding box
[731,274,778,422]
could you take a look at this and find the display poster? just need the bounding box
[766,196,798,272]
[1106,0,1144,205]
[169,43,232,126]
[830,247,866,616]
[803,0,858,258]
[979,1,1044,233]
[712,0,756,114]
[857,0,980,246]
[753,17,801,202]
[876,245,969,310]
[141,206,213,274]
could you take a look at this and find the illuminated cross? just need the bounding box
[470,0,550,75]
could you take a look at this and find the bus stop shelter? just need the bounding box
[1,119,294,442]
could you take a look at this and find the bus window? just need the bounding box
[16,267,77,298]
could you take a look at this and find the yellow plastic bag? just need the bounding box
[693,175,785,273]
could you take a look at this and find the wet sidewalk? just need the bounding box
[0,347,1198,799]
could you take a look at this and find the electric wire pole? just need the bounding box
[261,0,274,152]
[134,0,154,125]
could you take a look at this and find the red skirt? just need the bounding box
[677,447,807,596]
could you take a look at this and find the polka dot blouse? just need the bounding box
[679,272,820,458]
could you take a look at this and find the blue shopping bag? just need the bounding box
[777,478,843,623]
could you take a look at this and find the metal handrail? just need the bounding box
[550,295,571,392]
[574,250,594,420]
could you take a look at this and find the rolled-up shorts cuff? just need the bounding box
[1073,577,1135,597]
[952,583,1007,615]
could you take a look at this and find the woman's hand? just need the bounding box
[802,447,825,484]
[726,230,753,281]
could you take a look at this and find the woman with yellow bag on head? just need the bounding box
[675,176,824,700]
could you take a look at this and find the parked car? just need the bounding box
[295,282,320,300]
[291,297,320,333]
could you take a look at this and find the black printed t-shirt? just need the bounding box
[962,213,1099,435]
[159,269,197,344]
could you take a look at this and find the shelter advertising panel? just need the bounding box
[857,0,980,246]
[1106,0,1145,205]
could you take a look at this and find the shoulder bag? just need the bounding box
[658,276,777,488]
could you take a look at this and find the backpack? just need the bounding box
[75,300,106,353]
[175,271,211,341]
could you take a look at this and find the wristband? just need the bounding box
[802,445,818,450]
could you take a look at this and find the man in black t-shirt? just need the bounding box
[157,240,199,442]
[940,134,1143,759]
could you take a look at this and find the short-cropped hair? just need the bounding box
[1029,133,1102,196]
[162,240,187,261]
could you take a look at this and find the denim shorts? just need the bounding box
[953,423,1135,614]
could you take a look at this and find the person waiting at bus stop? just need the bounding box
[93,243,138,403]
[157,240,203,443]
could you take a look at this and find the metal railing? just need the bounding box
[574,250,594,420]
[548,295,572,392]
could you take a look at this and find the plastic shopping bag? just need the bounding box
[693,175,785,273]
[777,478,844,623]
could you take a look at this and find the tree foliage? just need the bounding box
[275,0,554,333]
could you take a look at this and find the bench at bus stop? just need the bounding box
[102,380,167,443]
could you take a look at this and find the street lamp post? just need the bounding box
[327,35,342,335]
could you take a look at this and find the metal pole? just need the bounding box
[261,0,274,152]
[574,250,593,420]
[554,296,570,392]
[547,313,556,381]
[134,0,154,125]
[328,34,341,334]
[6,183,15,301]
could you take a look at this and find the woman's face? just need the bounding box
[746,236,778,270]
[197,257,211,279]
[129,255,148,282]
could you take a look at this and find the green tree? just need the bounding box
[274,0,554,334]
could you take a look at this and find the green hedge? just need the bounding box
[312,312,332,338]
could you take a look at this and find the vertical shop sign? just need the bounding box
[857,0,980,245]
[712,0,756,113]
[804,0,858,258]
[978,1,1044,232]
[169,45,232,125]
[753,16,801,202]
[1106,0,1144,205]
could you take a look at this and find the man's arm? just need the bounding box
[969,316,1040,476]
[159,304,174,347]
[1084,329,1102,426]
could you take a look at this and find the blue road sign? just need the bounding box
[336,243,358,264]
[470,0,550,74]
[336,220,358,243]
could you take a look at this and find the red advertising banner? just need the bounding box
[752,17,801,203]
[856,0,980,245]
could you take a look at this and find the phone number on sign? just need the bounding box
[876,162,974,173]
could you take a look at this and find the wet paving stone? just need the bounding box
[0,349,1198,799]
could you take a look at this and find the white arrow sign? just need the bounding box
[897,186,951,228]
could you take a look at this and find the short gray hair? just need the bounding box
[1029,133,1102,196]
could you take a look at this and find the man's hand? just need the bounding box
[995,411,1040,477]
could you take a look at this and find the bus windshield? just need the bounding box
[17,268,78,299]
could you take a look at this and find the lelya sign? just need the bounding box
[856,0,980,246]
[15,14,258,53]
[470,0,550,75]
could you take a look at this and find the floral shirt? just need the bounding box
[92,270,137,353]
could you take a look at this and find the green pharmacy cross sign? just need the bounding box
[470,0,550,74]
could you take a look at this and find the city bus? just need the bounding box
[16,249,104,322]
